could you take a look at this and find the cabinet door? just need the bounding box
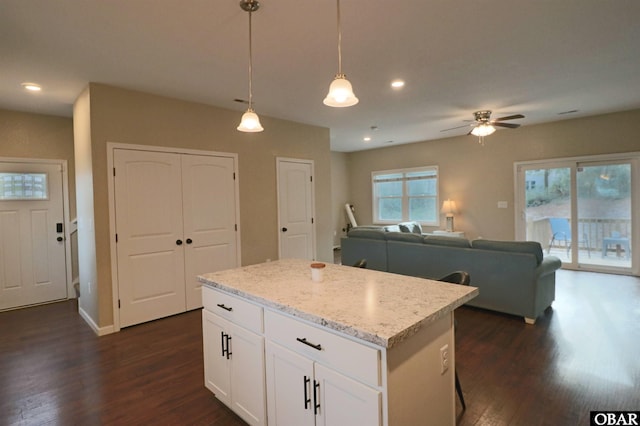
[265,341,315,426]
[202,310,231,405]
[229,324,266,426]
[314,363,382,426]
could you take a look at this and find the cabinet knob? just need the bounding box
[176,239,183,245]
[186,238,193,244]
[282,227,288,232]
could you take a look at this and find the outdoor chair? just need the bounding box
[548,217,591,258]
[602,231,630,259]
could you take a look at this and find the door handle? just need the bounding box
[282,227,288,232]
[186,238,193,244]
[176,239,183,245]
[56,236,64,242]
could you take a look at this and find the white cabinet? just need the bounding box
[202,288,266,426]
[264,310,382,426]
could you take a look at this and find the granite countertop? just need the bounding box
[198,258,478,349]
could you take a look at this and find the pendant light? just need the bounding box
[323,0,358,107]
[237,0,264,132]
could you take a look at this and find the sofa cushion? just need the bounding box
[347,228,387,240]
[385,231,425,244]
[472,239,544,265]
[398,221,423,234]
[423,235,472,248]
[384,225,401,232]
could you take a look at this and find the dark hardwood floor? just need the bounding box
[1,269,639,425]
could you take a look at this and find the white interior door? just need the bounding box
[182,154,238,310]
[277,159,315,260]
[114,149,186,327]
[0,162,67,310]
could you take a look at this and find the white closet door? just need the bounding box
[182,154,238,310]
[114,149,186,327]
[277,159,315,260]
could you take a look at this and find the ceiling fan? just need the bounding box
[441,110,525,138]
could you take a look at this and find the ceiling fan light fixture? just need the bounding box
[323,74,359,107]
[471,123,496,137]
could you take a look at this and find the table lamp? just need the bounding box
[441,199,457,232]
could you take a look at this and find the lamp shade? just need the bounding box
[323,75,359,107]
[470,123,496,137]
[237,109,264,132]
[441,199,457,216]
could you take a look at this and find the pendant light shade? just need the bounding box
[237,108,263,132]
[238,0,264,133]
[324,74,359,107]
[324,0,358,107]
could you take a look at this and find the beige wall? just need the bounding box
[345,108,640,241]
[330,151,350,247]
[77,83,332,328]
[0,108,76,218]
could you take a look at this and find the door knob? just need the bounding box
[57,236,64,242]
[282,227,288,232]
[186,238,193,244]
[176,239,183,245]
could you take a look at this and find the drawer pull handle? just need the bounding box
[216,303,233,312]
[303,376,311,409]
[296,337,322,351]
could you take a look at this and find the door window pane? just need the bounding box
[0,173,48,200]
[577,163,631,267]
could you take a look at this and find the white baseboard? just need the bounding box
[79,306,115,336]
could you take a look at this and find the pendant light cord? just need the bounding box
[336,0,343,76]
[248,10,254,109]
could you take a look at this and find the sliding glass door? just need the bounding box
[516,155,636,274]
[576,161,632,268]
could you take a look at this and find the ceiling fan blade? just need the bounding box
[493,122,521,129]
[440,124,473,132]
[493,114,524,121]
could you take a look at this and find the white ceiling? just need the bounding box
[2,0,640,152]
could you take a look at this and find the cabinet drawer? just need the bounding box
[264,310,381,387]
[203,287,263,333]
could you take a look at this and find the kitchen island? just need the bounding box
[199,258,478,426]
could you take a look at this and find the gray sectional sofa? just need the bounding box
[341,226,562,324]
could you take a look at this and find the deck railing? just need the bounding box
[527,217,632,253]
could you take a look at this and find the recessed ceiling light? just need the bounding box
[364,137,371,142]
[390,80,405,89]
[22,82,42,92]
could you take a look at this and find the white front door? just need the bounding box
[0,162,67,310]
[182,154,238,310]
[114,149,186,327]
[277,159,315,260]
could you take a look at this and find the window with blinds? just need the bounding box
[371,166,438,225]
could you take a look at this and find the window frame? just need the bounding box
[371,165,439,226]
